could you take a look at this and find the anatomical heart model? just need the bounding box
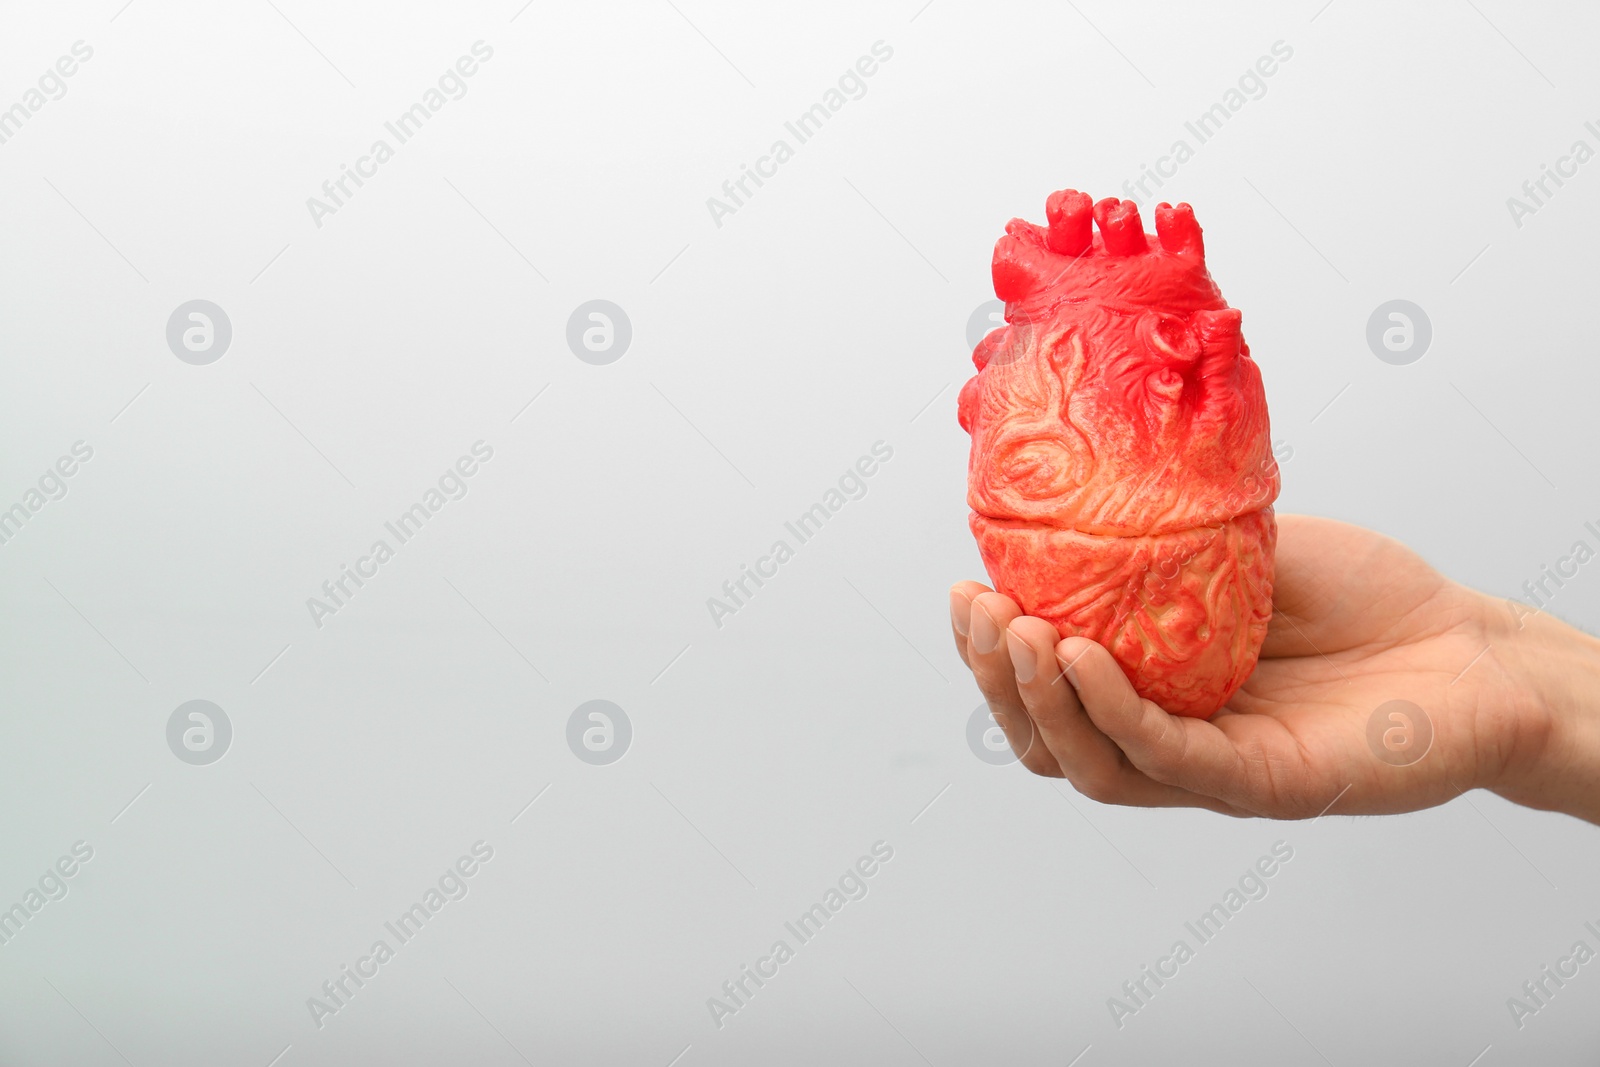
[958,190,1279,718]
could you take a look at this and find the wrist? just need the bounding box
[1493,600,1600,823]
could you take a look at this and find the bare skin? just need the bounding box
[949,513,1600,824]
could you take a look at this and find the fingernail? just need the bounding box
[1006,629,1037,683]
[970,601,1000,654]
[1057,649,1082,690]
[949,591,969,637]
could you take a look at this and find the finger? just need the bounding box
[948,580,992,670]
[999,618,1241,810]
[967,592,1059,776]
[1059,637,1288,816]
[1005,618,1122,789]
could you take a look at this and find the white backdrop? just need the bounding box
[2,0,1599,1063]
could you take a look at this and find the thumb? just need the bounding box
[1058,637,1260,810]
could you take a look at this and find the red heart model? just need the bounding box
[958,191,1279,718]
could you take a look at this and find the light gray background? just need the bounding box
[2,0,1598,1063]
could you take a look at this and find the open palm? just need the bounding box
[950,514,1550,818]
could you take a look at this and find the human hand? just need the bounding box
[949,514,1600,823]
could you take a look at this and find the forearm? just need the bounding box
[1497,607,1600,824]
